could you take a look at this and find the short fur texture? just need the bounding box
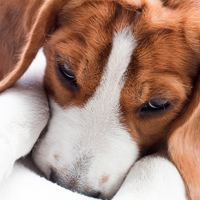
[1,0,200,199]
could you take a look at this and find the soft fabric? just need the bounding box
[0,158,95,200]
[0,152,188,200]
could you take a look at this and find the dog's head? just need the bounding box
[1,0,200,199]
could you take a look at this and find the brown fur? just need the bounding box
[0,0,71,91]
[0,0,42,80]
[43,1,137,107]
[168,76,200,199]
[1,0,200,199]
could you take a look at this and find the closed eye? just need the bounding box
[58,64,76,81]
[139,98,172,118]
[55,57,79,92]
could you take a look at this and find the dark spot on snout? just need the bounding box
[89,191,101,198]
[49,170,58,184]
[50,170,101,198]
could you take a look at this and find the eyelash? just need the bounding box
[55,59,79,92]
[143,99,169,109]
[59,65,76,80]
[139,98,172,117]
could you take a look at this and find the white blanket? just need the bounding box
[0,153,188,200]
[0,156,95,200]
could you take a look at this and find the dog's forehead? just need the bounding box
[44,1,138,106]
[44,0,197,108]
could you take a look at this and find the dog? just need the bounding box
[0,0,200,199]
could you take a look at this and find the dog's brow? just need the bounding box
[60,54,88,69]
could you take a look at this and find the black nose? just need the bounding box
[89,191,101,198]
[50,170,101,199]
[50,170,58,183]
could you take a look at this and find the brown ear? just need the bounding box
[0,0,70,93]
[168,74,200,200]
[0,0,140,93]
[166,1,200,199]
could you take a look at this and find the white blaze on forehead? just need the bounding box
[94,27,137,108]
[33,27,138,198]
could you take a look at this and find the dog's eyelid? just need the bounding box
[60,67,76,79]
[137,97,174,118]
[63,60,77,73]
[55,55,78,85]
[55,54,76,70]
[56,61,76,79]
[143,97,169,108]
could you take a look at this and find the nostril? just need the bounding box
[50,171,101,199]
[50,170,58,183]
[89,191,101,198]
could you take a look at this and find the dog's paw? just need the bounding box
[112,153,188,200]
[0,137,15,185]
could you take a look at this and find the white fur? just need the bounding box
[0,49,49,184]
[113,152,188,200]
[32,27,139,199]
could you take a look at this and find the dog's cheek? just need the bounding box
[32,135,56,178]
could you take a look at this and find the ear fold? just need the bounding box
[167,2,200,199]
[0,0,140,93]
[0,0,70,93]
[168,75,200,200]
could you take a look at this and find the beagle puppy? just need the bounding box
[0,0,200,199]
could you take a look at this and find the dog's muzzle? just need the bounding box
[50,170,101,198]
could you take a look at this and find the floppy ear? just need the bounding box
[168,75,200,200]
[166,1,200,199]
[0,0,140,93]
[0,0,71,93]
